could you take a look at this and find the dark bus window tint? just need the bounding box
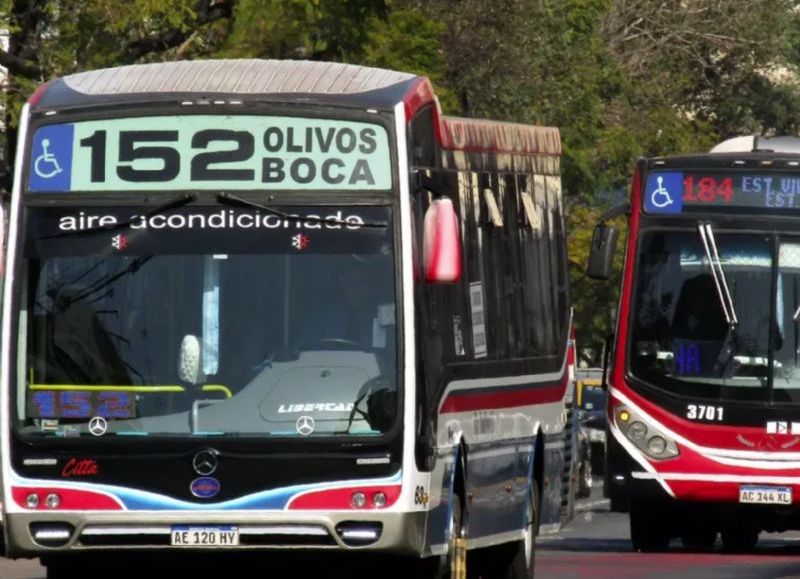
[630,231,772,401]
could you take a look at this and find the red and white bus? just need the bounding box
[0,59,576,577]
[590,135,800,552]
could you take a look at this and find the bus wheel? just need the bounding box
[45,562,68,579]
[408,495,471,579]
[680,525,717,550]
[479,481,538,579]
[629,501,670,552]
[721,526,759,552]
[44,557,96,579]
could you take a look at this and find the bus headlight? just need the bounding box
[616,405,679,460]
[647,436,667,455]
[350,492,367,509]
[45,493,61,509]
[628,421,647,441]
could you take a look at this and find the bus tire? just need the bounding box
[45,558,96,579]
[629,501,670,552]
[45,563,67,579]
[721,526,759,552]
[478,481,538,579]
[406,493,473,579]
[609,496,628,512]
[680,526,717,550]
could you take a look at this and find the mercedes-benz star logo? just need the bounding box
[88,416,107,437]
[296,415,315,436]
[193,449,218,476]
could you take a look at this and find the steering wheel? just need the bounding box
[345,375,395,433]
[346,381,378,431]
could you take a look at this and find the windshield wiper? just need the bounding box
[41,192,197,239]
[697,223,739,377]
[698,223,738,327]
[216,192,388,228]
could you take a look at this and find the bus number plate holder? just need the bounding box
[739,486,792,505]
[170,525,239,547]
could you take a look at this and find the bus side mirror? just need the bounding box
[587,223,619,280]
[423,197,462,283]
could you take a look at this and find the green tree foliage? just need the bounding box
[359,8,456,110]
[219,0,387,60]
[566,202,627,364]
[604,0,797,137]
[1,0,234,137]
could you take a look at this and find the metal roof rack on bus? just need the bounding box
[711,135,800,154]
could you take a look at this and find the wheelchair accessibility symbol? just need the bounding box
[645,172,683,214]
[650,176,673,208]
[34,138,63,179]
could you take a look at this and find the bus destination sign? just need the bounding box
[644,170,800,214]
[27,115,391,193]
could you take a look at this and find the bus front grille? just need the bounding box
[78,524,336,548]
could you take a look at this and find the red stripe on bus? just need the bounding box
[440,375,568,414]
[610,164,643,391]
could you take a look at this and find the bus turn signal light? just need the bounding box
[615,405,679,460]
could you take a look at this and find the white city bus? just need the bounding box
[0,59,575,578]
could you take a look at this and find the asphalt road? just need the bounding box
[6,483,800,578]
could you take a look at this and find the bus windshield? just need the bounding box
[18,203,398,438]
[630,229,800,403]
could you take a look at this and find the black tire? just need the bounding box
[405,494,474,579]
[609,496,629,512]
[590,445,605,475]
[681,525,717,550]
[45,558,100,579]
[478,481,538,579]
[721,526,759,553]
[629,501,671,552]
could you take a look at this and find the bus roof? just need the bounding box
[440,116,560,156]
[32,59,418,111]
[30,59,560,157]
[645,135,800,168]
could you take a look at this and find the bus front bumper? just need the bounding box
[3,509,428,558]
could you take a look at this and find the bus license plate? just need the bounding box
[170,525,239,547]
[739,486,792,505]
